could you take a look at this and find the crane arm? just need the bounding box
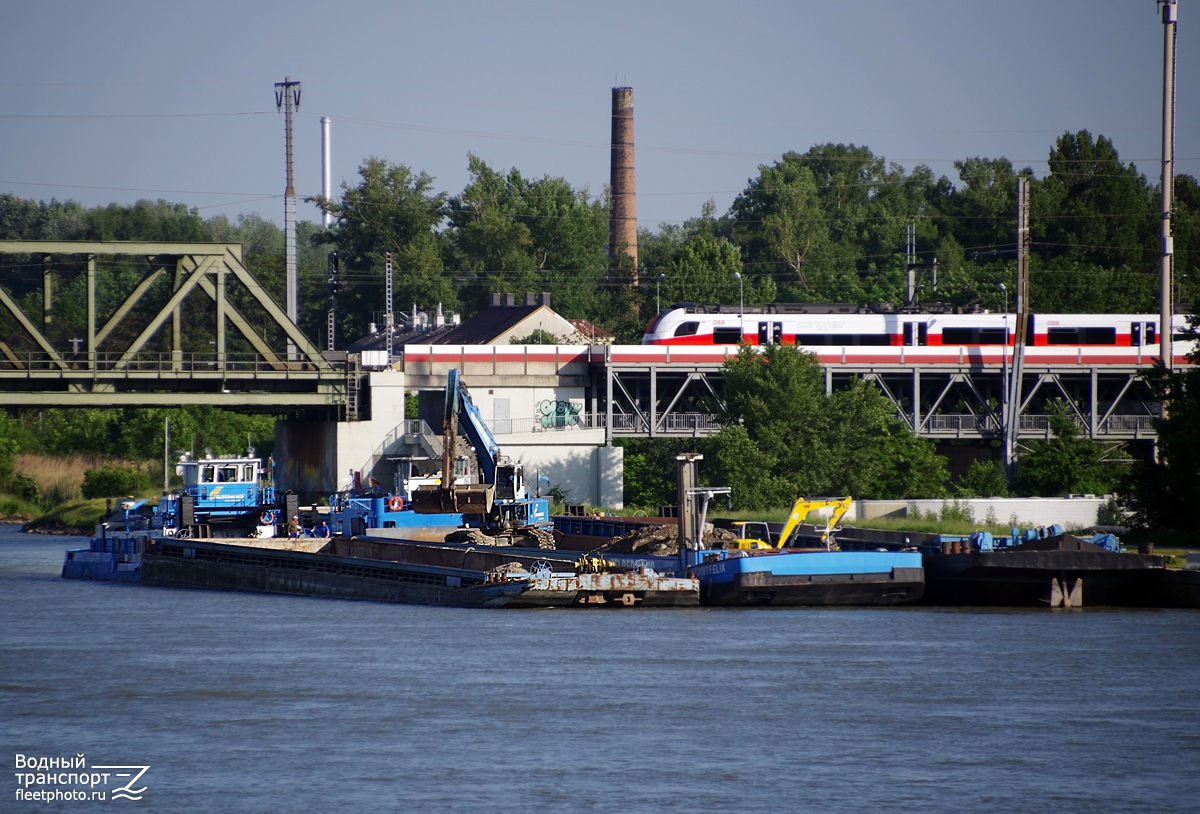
[776,497,852,549]
[412,369,499,515]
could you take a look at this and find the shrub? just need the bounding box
[81,465,149,499]
[10,472,39,502]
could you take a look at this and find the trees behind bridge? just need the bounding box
[2,129,1198,513]
[2,129,1196,345]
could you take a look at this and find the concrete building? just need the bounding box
[276,296,623,509]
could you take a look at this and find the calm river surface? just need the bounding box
[2,525,1197,813]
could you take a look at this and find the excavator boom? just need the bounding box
[776,497,852,549]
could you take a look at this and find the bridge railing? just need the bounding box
[480,411,1156,439]
[0,351,327,376]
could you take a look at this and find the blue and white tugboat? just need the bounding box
[62,450,284,582]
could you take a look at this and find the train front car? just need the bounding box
[643,304,1195,366]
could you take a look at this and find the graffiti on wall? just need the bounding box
[538,399,583,429]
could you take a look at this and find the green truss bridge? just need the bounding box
[0,241,355,417]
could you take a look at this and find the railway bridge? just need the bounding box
[0,241,1173,451]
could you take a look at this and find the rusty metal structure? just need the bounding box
[609,86,637,281]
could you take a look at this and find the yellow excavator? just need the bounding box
[728,497,852,551]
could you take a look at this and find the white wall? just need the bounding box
[318,371,623,507]
[905,497,1106,530]
[495,428,620,509]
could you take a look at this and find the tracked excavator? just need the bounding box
[410,370,556,549]
[728,496,853,551]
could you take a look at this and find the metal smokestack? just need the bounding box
[609,86,637,282]
[321,116,332,228]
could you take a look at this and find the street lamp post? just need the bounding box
[656,273,665,314]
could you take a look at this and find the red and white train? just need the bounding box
[642,303,1189,352]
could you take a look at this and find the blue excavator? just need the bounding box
[410,370,555,548]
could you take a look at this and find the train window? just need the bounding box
[903,323,913,346]
[1146,323,1156,343]
[673,321,699,337]
[1132,323,1142,346]
[1049,327,1116,345]
[1083,327,1116,345]
[918,323,928,345]
[712,327,742,344]
[943,327,1006,345]
[795,334,890,346]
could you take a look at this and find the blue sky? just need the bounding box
[2,0,1196,231]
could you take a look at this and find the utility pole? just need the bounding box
[326,251,339,352]
[906,217,915,305]
[275,76,301,361]
[1004,176,1031,484]
[904,217,937,306]
[1159,0,1177,372]
[384,252,394,367]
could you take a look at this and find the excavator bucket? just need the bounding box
[451,484,494,515]
[411,484,494,515]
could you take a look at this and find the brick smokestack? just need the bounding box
[609,86,637,282]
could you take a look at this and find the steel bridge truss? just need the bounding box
[600,361,1160,445]
[0,241,349,413]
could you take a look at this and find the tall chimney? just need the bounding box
[609,86,637,282]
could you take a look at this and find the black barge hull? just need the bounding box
[142,539,526,608]
[922,536,1170,607]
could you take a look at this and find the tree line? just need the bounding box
[1,131,1197,522]
[2,130,1196,349]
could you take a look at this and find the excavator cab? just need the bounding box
[728,521,774,549]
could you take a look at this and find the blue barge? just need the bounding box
[599,547,924,607]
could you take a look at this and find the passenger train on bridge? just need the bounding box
[642,303,1192,359]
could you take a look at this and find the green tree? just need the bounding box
[509,329,558,345]
[616,438,700,510]
[731,152,836,301]
[1031,131,1157,312]
[944,157,1019,255]
[1015,400,1124,496]
[312,157,452,341]
[1121,318,1200,530]
[954,459,1009,498]
[707,344,948,509]
[659,233,772,309]
[445,154,608,318]
[0,411,20,490]
[84,199,211,242]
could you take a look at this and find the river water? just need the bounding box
[1,525,1197,813]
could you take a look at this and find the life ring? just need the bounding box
[260,511,273,525]
[387,496,404,512]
